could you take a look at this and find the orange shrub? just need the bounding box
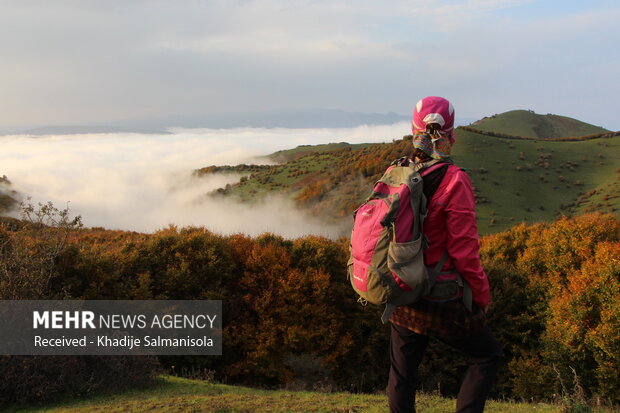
[4,211,620,403]
[544,241,620,402]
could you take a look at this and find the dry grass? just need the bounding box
[7,375,567,413]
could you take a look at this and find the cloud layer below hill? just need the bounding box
[1,123,407,237]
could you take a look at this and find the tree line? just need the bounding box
[459,126,620,142]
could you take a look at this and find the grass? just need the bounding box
[450,129,620,234]
[269,143,371,163]
[7,375,568,413]
[224,150,343,202]
[573,173,620,216]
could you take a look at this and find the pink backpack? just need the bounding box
[348,159,449,323]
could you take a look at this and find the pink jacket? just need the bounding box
[421,164,490,308]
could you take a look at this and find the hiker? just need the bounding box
[387,96,502,413]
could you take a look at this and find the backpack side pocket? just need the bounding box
[387,236,429,296]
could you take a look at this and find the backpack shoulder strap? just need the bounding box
[427,251,450,286]
[381,303,396,324]
[409,159,450,239]
[390,157,412,167]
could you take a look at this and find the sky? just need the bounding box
[0,0,619,130]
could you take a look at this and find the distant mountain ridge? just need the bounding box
[470,109,609,138]
[5,109,482,136]
[5,109,411,136]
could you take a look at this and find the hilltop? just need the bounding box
[470,109,608,138]
[268,142,372,163]
[198,113,620,235]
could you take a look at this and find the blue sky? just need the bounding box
[0,0,618,130]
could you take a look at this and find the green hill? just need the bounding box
[450,128,619,233]
[470,110,609,138]
[200,129,620,235]
[268,142,371,163]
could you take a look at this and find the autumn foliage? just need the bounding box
[1,212,619,404]
[294,139,414,219]
[480,213,620,402]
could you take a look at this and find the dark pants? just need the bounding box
[387,323,501,413]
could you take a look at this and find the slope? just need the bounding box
[199,130,620,235]
[470,110,609,138]
[450,128,620,233]
[269,142,371,163]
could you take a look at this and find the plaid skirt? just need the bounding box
[390,298,487,341]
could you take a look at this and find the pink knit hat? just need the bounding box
[412,96,455,144]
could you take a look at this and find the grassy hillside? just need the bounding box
[200,131,620,235]
[451,129,620,233]
[471,110,609,138]
[269,142,371,163]
[8,375,572,413]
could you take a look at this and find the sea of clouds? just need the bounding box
[1,122,409,238]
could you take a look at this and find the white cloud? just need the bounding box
[0,0,619,129]
[0,123,407,237]
[150,0,537,59]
